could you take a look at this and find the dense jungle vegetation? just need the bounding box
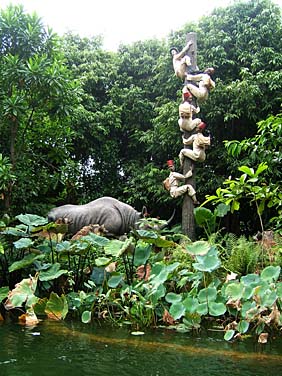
[0,0,282,342]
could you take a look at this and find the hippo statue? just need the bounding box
[48,196,147,236]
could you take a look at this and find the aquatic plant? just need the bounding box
[0,213,281,343]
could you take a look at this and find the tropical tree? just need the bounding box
[61,33,125,202]
[0,5,80,213]
[222,113,282,232]
[62,35,170,213]
[140,0,282,222]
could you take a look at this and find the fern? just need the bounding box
[223,236,260,275]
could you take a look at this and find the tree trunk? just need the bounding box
[181,32,198,240]
[4,119,19,211]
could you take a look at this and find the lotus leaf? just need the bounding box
[81,310,92,324]
[208,301,226,316]
[165,292,182,304]
[95,257,112,267]
[196,302,208,315]
[13,238,33,249]
[169,302,185,320]
[90,267,108,285]
[82,232,110,247]
[148,284,166,305]
[193,246,221,272]
[33,297,48,316]
[260,265,281,282]
[5,275,38,309]
[182,296,199,313]
[224,282,244,300]
[198,286,217,303]
[259,290,277,308]
[241,273,261,288]
[134,242,152,266]
[45,292,68,320]
[135,229,158,239]
[0,286,9,302]
[241,301,257,320]
[55,241,72,254]
[107,273,123,288]
[166,262,180,273]
[16,214,48,227]
[214,203,230,217]
[39,263,68,282]
[186,240,211,256]
[194,207,214,226]
[0,227,28,237]
[242,285,254,300]
[237,320,249,333]
[183,315,201,329]
[9,253,45,272]
[224,329,235,341]
[105,237,134,257]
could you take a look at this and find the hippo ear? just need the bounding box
[141,206,148,217]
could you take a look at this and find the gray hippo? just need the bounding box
[48,196,147,236]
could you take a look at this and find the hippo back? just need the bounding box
[48,197,142,236]
[87,197,141,235]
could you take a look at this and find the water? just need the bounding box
[1,320,282,376]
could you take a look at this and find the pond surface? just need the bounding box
[1,320,282,376]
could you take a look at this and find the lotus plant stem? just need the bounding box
[122,254,131,285]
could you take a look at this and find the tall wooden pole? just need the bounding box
[181,32,197,240]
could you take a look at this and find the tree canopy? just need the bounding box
[0,0,281,234]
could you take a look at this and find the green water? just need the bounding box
[1,321,282,376]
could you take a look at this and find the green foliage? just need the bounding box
[223,236,261,275]
[224,114,282,184]
[44,292,68,320]
[0,286,9,301]
[1,211,282,342]
[203,162,281,232]
[0,1,281,225]
[0,153,15,193]
[194,203,230,238]
[1,0,282,341]
[223,265,282,340]
[0,5,80,213]
[223,114,282,232]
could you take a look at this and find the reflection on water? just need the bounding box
[1,320,282,376]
